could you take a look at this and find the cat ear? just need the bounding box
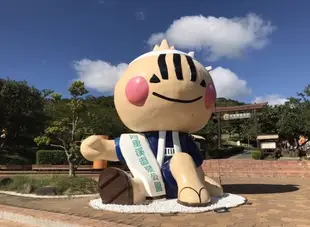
[205,66,212,71]
[188,51,195,58]
[153,45,159,51]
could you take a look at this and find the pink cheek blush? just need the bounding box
[125,76,149,106]
[205,83,217,109]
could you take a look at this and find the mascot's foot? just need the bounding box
[204,176,224,197]
[98,167,134,205]
[177,187,211,207]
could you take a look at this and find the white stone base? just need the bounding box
[89,193,247,214]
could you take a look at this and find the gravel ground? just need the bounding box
[89,193,246,213]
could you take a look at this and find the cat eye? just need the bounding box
[200,79,206,87]
[150,74,161,83]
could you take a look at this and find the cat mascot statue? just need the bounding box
[81,40,223,207]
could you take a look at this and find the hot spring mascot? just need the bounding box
[81,40,223,207]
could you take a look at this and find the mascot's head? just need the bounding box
[114,39,216,133]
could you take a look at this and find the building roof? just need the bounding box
[257,134,279,140]
[213,102,268,113]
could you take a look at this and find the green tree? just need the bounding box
[215,98,246,138]
[0,78,46,146]
[299,85,310,138]
[34,81,90,176]
[277,84,310,146]
[240,118,257,146]
[197,119,217,148]
[196,98,247,148]
[82,96,130,138]
[258,106,281,134]
[215,97,245,107]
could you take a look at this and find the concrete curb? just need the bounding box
[0,205,133,227]
[0,191,99,199]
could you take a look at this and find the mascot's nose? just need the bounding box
[125,76,149,106]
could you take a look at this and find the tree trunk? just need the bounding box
[247,136,250,147]
[68,160,76,177]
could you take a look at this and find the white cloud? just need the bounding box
[252,94,288,106]
[210,67,251,99]
[73,59,251,99]
[147,13,275,61]
[73,59,128,93]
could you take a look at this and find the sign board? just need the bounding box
[261,142,276,149]
[223,113,251,120]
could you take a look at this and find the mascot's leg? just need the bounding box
[98,167,146,205]
[197,166,224,197]
[170,152,210,206]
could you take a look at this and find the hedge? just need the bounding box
[206,146,245,159]
[251,150,262,160]
[0,146,37,165]
[36,150,91,165]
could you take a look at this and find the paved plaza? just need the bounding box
[0,176,310,227]
[0,219,35,227]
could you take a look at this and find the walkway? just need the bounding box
[0,177,310,227]
[228,149,252,159]
[0,219,35,227]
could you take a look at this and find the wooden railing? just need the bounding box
[1,160,310,178]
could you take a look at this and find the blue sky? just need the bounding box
[0,0,309,104]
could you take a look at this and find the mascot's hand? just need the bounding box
[80,135,118,162]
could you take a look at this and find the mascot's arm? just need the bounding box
[80,135,119,162]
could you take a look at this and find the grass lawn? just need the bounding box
[0,175,98,195]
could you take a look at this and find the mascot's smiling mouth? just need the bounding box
[152,92,202,104]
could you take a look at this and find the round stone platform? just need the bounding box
[89,193,246,213]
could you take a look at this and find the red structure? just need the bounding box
[212,102,268,148]
[214,102,268,113]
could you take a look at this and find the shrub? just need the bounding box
[228,146,245,154]
[206,148,220,159]
[36,150,67,164]
[271,149,282,159]
[206,146,245,159]
[0,146,36,164]
[52,175,97,195]
[36,150,91,165]
[0,175,51,191]
[0,175,97,195]
[251,150,262,160]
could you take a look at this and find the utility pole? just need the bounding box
[254,109,259,148]
[217,113,221,149]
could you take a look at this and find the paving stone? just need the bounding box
[0,219,36,227]
[0,176,310,226]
